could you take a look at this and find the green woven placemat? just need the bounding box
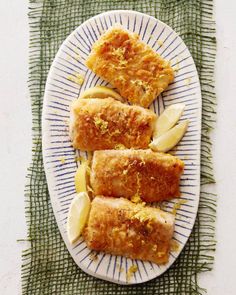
[22,1,216,294]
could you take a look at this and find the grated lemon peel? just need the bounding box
[67,73,84,85]
[126,265,138,282]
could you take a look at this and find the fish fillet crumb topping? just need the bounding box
[86,27,174,107]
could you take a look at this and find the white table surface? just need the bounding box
[0,1,236,294]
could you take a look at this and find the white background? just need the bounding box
[0,0,236,294]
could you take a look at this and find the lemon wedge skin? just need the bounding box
[153,103,185,138]
[74,161,88,193]
[149,120,189,152]
[67,192,91,244]
[79,86,123,101]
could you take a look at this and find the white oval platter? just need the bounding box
[42,10,201,285]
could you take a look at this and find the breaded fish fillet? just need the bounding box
[90,149,184,202]
[86,27,174,108]
[69,98,156,151]
[83,196,175,264]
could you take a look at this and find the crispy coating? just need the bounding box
[86,27,174,108]
[90,149,184,202]
[69,98,156,151]
[83,196,175,264]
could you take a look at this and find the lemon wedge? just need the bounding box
[153,103,185,138]
[149,120,189,152]
[79,86,123,101]
[74,161,89,193]
[67,192,91,244]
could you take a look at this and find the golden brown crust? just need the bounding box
[69,98,156,151]
[83,196,175,264]
[86,27,174,108]
[90,149,184,202]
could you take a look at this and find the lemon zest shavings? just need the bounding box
[67,73,84,85]
[114,143,126,150]
[112,47,127,68]
[173,58,180,73]
[59,157,66,164]
[112,47,125,59]
[126,265,138,282]
[94,116,109,134]
[170,240,180,252]
[157,40,164,46]
[132,209,149,223]
[172,200,187,215]
[130,193,142,204]
[185,78,191,86]
[89,252,98,261]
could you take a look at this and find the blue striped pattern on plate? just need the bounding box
[42,10,201,285]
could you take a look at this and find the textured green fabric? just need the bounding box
[22,0,216,294]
